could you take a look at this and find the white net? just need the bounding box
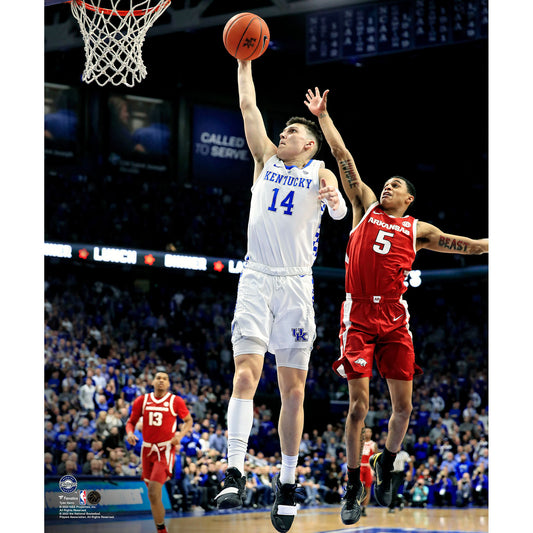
[70,0,172,87]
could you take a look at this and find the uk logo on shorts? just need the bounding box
[79,490,87,505]
[354,358,368,367]
[59,475,78,493]
[292,328,309,342]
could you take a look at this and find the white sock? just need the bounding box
[280,453,298,485]
[226,397,253,475]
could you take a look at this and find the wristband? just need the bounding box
[327,189,347,220]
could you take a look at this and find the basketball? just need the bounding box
[223,12,270,61]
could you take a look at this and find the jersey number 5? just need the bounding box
[373,230,394,255]
[148,411,163,426]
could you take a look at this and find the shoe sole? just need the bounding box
[216,499,243,510]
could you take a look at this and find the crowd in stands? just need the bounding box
[44,261,488,512]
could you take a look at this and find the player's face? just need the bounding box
[277,124,314,161]
[380,178,413,210]
[153,373,170,392]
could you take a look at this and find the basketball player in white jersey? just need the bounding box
[214,59,347,533]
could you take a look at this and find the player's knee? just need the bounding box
[347,397,368,423]
[147,483,161,502]
[393,400,412,419]
[233,366,260,395]
[280,384,305,408]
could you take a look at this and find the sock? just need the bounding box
[280,453,298,485]
[227,397,253,475]
[347,466,361,486]
[383,447,397,472]
[156,523,166,530]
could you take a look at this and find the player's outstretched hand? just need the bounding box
[318,177,340,210]
[305,87,329,117]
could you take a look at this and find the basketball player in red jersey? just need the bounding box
[126,372,193,533]
[359,427,377,516]
[305,88,488,525]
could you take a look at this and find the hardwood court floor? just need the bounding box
[45,505,488,533]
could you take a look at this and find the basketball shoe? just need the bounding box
[370,452,392,506]
[214,467,246,509]
[270,473,297,532]
[340,479,366,525]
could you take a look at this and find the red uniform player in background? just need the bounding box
[126,372,193,533]
[305,87,488,526]
[359,427,377,516]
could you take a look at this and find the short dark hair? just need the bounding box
[286,116,323,156]
[390,175,416,200]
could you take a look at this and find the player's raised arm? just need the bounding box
[237,60,277,178]
[416,221,488,254]
[305,87,376,223]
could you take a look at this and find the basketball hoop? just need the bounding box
[70,0,172,87]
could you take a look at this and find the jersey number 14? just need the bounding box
[268,188,295,215]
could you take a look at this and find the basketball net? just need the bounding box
[70,0,172,87]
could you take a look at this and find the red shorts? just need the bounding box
[360,464,373,487]
[141,442,175,484]
[333,295,423,381]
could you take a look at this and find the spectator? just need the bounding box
[88,458,105,476]
[456,472,473,507]
[455,453,473,481]
[92,368,107,391]
[208,426,227,458]
[428,419,448,444]
[434,467,454,507]
[45,452,57,476]
[471,463,488,506]
[78,376,96,412]
[299,433,313,457]
[409,478,429,508]
[103,426,123,454]
[121,377,140,403]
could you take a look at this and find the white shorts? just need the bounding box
[231,267,316,359]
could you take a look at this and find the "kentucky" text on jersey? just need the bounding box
[263,171,313,189]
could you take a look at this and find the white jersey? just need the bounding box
[392,450,410,472]
[245,155,326,274]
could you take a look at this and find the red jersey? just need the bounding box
[361,439,376,466]
[126,392,189,444]
[345,202,417,298]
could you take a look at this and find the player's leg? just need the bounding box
[371,320,418,507]
[270,362,307,533]
[385,378,413,453]
[148,460,173,532]
[277,364,307,476]
[216,348,264,509]
[147,480,167,531]
[217,268,271,509]
[340,377,369,524]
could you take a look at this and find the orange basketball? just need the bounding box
[223,12,270,61]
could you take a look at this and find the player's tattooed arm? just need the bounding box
[416,221,488,254]
[339,158,360,189]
